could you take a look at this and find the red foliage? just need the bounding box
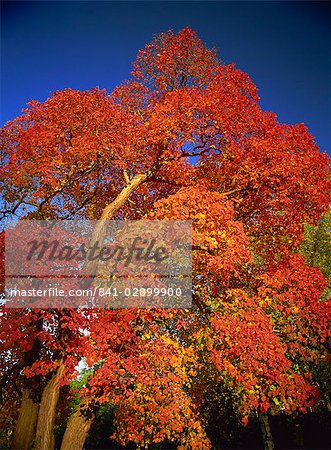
[0,27,330,446]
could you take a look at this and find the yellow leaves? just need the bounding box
[259,296,272,307]
[188,368,198,377]
[205,236,218,249]
[195,212,206,221]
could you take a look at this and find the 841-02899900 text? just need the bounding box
[7,286,184,298]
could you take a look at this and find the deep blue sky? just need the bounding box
[1,1,331,153]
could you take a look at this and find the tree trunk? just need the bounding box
[34,360,65,450]
[293,423,304,448]
[84,172,148,279]
[258,412,274,450]
[11,389,39,450]
[60,406,95,450]
[12,318,43,449]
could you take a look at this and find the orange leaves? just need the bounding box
[257,253,330,362]
[151,186,251,282]
[100,334,211,448]
[132,27,218,92]
[1,26,330,447]
[1,88,152,220]
[207,289,319,418]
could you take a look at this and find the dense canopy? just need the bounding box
[0,28,330,450]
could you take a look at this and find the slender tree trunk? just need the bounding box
[60,405,95,450]
[11,389,39,450]
[258,412,274,450]
[33,361,65,450]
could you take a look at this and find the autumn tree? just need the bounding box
[1,27,330,450]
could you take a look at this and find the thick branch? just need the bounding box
[84,173,147,278]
